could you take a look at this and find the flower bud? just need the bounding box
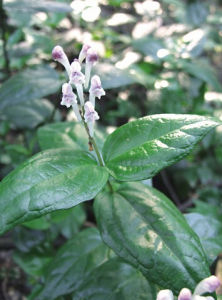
[89,75,105,107]
[85,48,98,89]
[79,44,91,63]
[194,276,221,296]
[156,289,174,300]
[178,288,192,300]
[52,45,71,76]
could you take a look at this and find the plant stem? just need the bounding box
[80,107,113,192]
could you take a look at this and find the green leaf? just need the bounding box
[37,122,105,151]
[0,65,61,111]
[3,99,54,129]
[73,257,156,300]
[94,63,135,89]
[186,213,222,265]
[94,182,210,294]
[38,228,112,300]
[0,149,108,235]
[103,114,220,181]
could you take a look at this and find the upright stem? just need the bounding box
[81,109,113,193]
[0,0,10,76]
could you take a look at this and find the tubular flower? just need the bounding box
[84,101,99,137]
[69,59,85,106]
[157,276,221,300]
[79,44,91,63]
[157,290,174,300]
[89,75,105,107]
[52,45,71,76]
[61,83,82,121]
[85,48,98,89]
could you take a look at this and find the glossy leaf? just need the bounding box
[38,228,112,300]
[37,122,106,151]
[94,182,210,294]
[0,65,61,111]
[0,149,108,235]
[73,257,156,300]
[102,114,220,181]
[186,213,222,265]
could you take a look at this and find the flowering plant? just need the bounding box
[0,44,221,299]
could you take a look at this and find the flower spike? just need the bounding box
[52,45,71,76]
[89,75,105,107]
[85,48,98,89]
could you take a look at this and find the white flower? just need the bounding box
[79,44,91,63]
[84,48,98,89]
[157,289,174,300]
[61,83,77,108]
[157,276,220,300]
[84,101,99,137]
[69,59,85,106]
[89,75,105,107]
[61,83,82,121]
[52,45,71,76]
[193,276,221,296]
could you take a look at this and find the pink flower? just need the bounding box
[84,101,99,123]
[52,45,71,76]
[85,48,98,89]
[89,75,105,107]
[157,290,174,300]
[70,59,85,85]
[178,288,192,300]
[61,83,77,108]
[79,44,91,63]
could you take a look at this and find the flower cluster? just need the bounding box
[157,276,221,300]
[52,44,105,137]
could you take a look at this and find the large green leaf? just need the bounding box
[38,228,112,300]
[37,122,105,151]
[102,114,220,181]
[186,213,222,265]
[0,65,61,111]
[0,149,108,235]
[94,182,210,294]
[73,257,156,300]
